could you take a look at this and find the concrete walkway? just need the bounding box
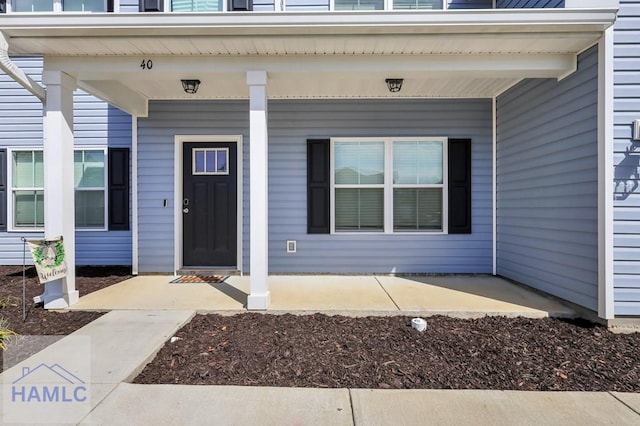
[1,310,639,424]
[68,274,575,318]
[1,310,194,424]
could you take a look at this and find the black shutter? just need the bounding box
[229,0,253,10]
[0,0,6,13]
[108,148,130,231]
[0,149,6,231]
[139,0,163,12]
[107,0,114,12]
[307,139,330,234]
[448,139,472,234]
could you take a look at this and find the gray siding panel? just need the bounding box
[496,46,598,311]
[0,57,132,266]
[497,0,563,7]
[137,99,492,274]
[613,0,640,316]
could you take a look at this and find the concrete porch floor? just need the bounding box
[67,274,576,318]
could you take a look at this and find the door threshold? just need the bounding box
[177,268,241,276]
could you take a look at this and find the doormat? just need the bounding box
[170,275,229,284]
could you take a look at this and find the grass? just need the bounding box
[0,318,18,350]
[0,295,19,309]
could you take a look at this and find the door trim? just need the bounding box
[174,135,243,275]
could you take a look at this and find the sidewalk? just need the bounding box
[1,309,639,425]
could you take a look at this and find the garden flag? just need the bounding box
[27,237,68,284]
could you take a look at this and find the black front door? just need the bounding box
[183,142,237,267]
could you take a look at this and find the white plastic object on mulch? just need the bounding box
[411,318,427,332]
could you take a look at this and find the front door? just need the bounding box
[182,142,237,268]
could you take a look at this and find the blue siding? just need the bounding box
[496,47,598,311]
[0,57,132,266]
[137,99,492,274]
[613,0,640,316]
[448,0,492,8]
[497,0,563,7]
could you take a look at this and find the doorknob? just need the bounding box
[183,208,189,214]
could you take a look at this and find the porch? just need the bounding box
[66,274,575,318]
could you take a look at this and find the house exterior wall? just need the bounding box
[0,57,133,266]
[137,99,493,274]
[496,46,599,311]
[118,0,490,12]
[613,0,640,316]
[497,0,564,7]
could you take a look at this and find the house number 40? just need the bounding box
[140,59,153,70]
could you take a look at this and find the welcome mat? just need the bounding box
[170,275,229,284]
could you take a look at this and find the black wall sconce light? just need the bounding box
[181,79,201,94]
[385,78,403,93]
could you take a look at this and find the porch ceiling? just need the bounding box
[0,10,616,115]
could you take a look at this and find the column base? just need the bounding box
[247,292,271,310]
[38,279,80,309]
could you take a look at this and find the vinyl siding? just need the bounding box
[137,99,492,274]
[613,0,640,315]
[448,0,492,8]
[0,57,132,266]
[497,0,563,7]
[496,46,598,311]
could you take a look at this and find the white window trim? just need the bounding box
[330,136,448,235]
[6,146,109,232]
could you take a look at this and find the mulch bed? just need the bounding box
[134,313,640,391]
[1,265,132,371]
[0,265,132,336]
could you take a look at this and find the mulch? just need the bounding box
[0,265,132,336]
[134,313,640,391]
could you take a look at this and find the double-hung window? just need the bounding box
[8,148,107,231]
[11,0,106,12]
[11,150,44,229]
[332,0,443,11]
[74,149,107,229]
[331,137,447,233]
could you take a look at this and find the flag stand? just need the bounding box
[21,236,27,321]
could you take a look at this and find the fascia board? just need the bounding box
[0,9,619,38]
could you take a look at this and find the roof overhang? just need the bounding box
[0,9,618,116]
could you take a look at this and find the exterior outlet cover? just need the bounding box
[287,240,297,253]
[634,119,640,141]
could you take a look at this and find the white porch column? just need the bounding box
[40,70,78,309]
[247,70,270,310]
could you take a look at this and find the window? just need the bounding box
[193,148,228,175]
[334,0,383,10]
[74,149,106,229]
[8,148,107,231]
[393,0,442,9]
[12,0,53,11]
[331,137,447,233]
[171,0,222,11]
[11,0,106,12]
[11,150,44,229]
